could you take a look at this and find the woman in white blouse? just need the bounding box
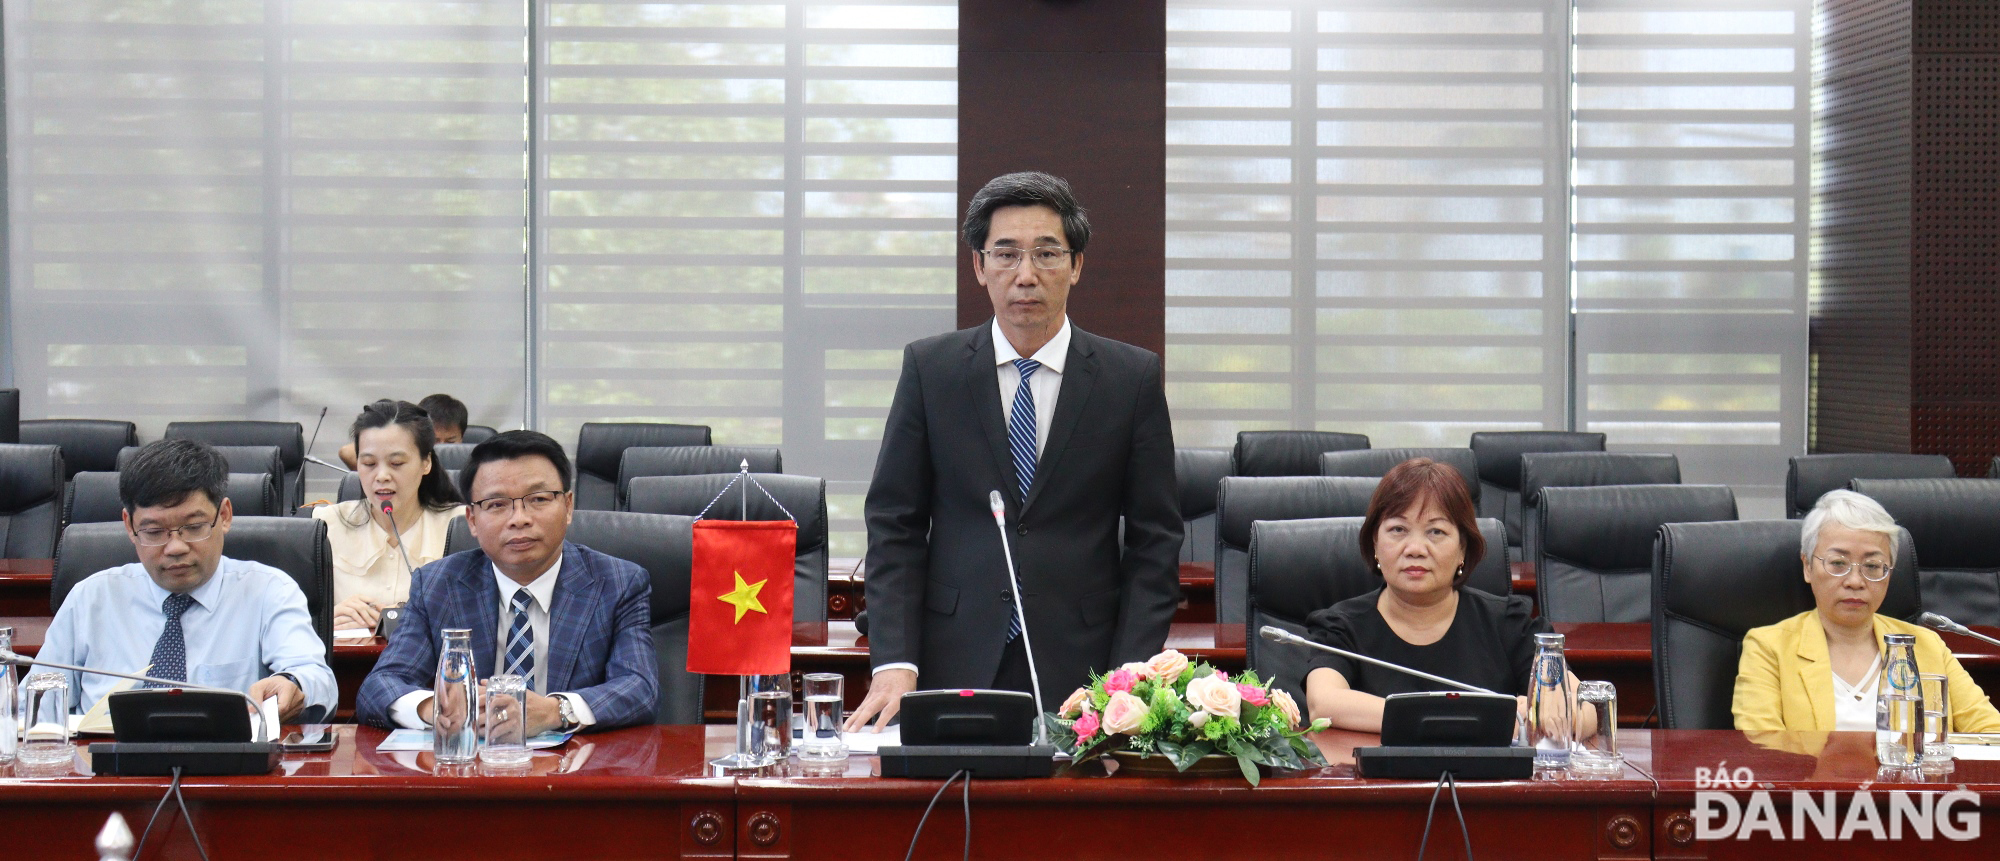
[316,399,465,632]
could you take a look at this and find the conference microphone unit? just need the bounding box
[1922,613,2000,650]
[0,650,280,776]
[877,491,1057,780]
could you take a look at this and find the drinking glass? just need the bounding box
[19,672,72,767]
[0,626,18,765]
[480,673,530,766]
[799,673,848,762]
[746,673,793,764]
[1918,672,1953,773]
[1569,681,1622,777]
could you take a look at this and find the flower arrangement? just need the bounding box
[1044,649,1330,786]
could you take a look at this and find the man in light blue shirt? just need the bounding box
[36,439,335,720]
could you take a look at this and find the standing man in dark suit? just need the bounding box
[846,171,1182,730]
[358,431,657,733]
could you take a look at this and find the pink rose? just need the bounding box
[1100,691,1149,735]
[1104,669,1138,694]
[1072,710,1100,740]
[1120,661,1154,680]
[1270,688,1302,729]
[1238,683,1269,707]
[1215,671,1229,683]
[1145,650,1190,683]
[1059,687,1092,718]
[1185,675,1241,719]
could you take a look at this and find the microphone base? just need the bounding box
[1353,745,1536,781]
[878,744,1057,779]
[88,742,281,776]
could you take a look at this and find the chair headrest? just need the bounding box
[1657,520,1920,634]
[0,444,64,513]
[625,474,827,549]
[433,443,478,471]
[1248,517,1372,625]
[119,444,282,481]
[574,422,712,479]
[1217,476,1379,549]
[1520,452,1680,504]
[461,425,499,444]
[1851,477,2000,568]
[616,447,781,495]
[1233,430,1369,477]
[1175,448,1231,519]
[1468,431,1605,490]
[1320,447,1480,505]
[1787,453,1956,518]
[54,517,330,617]
[18,420,138,476]
[574,510,695,626]
[1540,484,1736,572]
[164,421,304,471]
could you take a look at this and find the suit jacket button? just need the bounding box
[1000,591,1012,602]
[1016,525,1027,536]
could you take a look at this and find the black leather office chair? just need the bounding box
[444,510,704,724]
[19,419,138,481]
[1652,520,1920,729]
[1468,430,1605,559]
[461,425,499,444]
[164,422,306,514]
[336,469,459,505]
[615,446,782,511]
[1519,452,1680,562]
[625,473,829,642]
[1245,515,1509,706]
[1319,447,1480,505]
[429,443,476,472]
[573,423,713,511]
[1851,477,2000,627]
[1232,430,1370,477]
[1536,484,1735,624]
[1212,476,1378,625]
[53,517,336,652]
[68,472,279,525]
[0,389,16,443]
[1175,448,1231,565]
[0,444,65,558]
[1785,453,1956,519]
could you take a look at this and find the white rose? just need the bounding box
[1185,674,1241,719]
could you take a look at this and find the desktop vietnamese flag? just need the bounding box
[687,519,796,675]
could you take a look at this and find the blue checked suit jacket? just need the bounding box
[356,541,658,731]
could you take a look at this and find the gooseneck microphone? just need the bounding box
[990,490,1048,745]
[382,499,417,582]
[1921,612,2000,650]
[1258,625,1498,695]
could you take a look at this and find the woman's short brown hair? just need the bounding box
[1359,457,1485,588]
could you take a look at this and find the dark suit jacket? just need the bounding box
[863,322,1183,707]
[356,541,658,731]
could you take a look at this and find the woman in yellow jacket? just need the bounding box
[1735,489,2000,733]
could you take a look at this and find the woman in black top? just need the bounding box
[1302,457,1572,733]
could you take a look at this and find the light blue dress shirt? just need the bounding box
[35,557,336,717]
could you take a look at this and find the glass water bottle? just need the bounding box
[0,626,17,764]
[1526,632,1574,769]
[433,628,480,765]
[1876,633,1921,767]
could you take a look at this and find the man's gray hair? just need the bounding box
[961,171,1091,253]
[1800,489,1898,564]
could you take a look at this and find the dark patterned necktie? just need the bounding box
[1005,358,1041,642]
[145,593,195,685]
[503,587,536,682]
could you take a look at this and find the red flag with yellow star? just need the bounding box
[688,519,796,675]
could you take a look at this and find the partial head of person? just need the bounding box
[1360,458,1485,596]
[458,430,574,584]
[963,171,1089,350]
[119,438,233,595]
[1800,489,1898,630]
[416,393,469,444]
[347,399,463,527]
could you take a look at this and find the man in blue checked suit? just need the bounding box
[357,431,657,734]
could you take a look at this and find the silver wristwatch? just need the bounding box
[555,695,581,733]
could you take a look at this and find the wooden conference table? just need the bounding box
[7,725,2000,859]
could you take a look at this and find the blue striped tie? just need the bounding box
[503,587,536,684]
[1005,358,1040,642]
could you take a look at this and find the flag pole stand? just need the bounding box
[709,674,774,773]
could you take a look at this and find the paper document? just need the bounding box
[376,728,573,752]
[334,628,376,640]
[840,725,901,754]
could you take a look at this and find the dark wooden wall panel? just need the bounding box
[956,0,1166,356]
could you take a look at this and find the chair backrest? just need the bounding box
[573,423,713,511]
[336,469,460,505]
[1174,448,1231,565]
[444,510,703,724]
[68,472,280,526]
[625,473,829,640]
[1785,453,1956,519]
[1319,447,1480,505]
[1467,431,1606,552]
[19,419,138,480]
[164,422,305,513]
[1232,430,1370,477]
[121,443,286,504]
[53,517,335,650]
[616,446,782,511]
[1652,520,1919,729]
[1245,515,1509,706]
[0,444,65,558]
[461,425,499,444]
[433,443,478,471]
[1851,477,2000,626]
[1518,452,1681,561]
[1212,476,1378,624]
[1536,484,1736,624]
[0,389,15,443]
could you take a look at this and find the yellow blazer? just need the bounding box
[1734,610,2000,733]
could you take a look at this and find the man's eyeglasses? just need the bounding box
[978,246,1074,271]
[1814,555,1891,582]
[132,514,221,547]
[471,490,568,516]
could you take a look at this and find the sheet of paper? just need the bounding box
[375,728,573,752]
[1948,744,2000,761]
[840,724,901,753]
[333,628,376,640]
[254,696,281,743]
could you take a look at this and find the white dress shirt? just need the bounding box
[387,555,597,730]
[874,317,1072,682]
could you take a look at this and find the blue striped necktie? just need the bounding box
[1005,358,1040,642]
[503,587,536,684]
